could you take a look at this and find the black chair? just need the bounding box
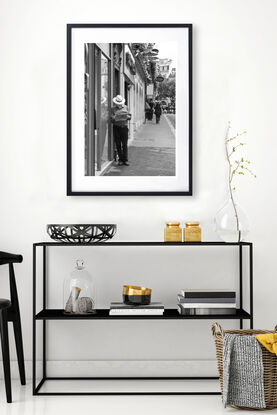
[0,251,25,403]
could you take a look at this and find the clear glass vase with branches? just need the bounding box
[215,122,256,242]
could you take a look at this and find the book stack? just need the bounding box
[109,302,164,316]
[177,289,236,315]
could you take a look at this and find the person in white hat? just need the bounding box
[111,95,131,166]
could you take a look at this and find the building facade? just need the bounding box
[84,43,151,176]
[158,58,173,79]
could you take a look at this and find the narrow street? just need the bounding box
[105,114,175,176]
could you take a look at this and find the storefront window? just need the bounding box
[85,43,127,175]
[85,43,96,176]
[99,54,109,165]
[97,43,110,56]
[94,47,99,170]
[93,47,111,173]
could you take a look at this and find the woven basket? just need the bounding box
[211,322,277,410]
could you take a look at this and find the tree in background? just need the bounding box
[156,78,175,101]
[156,78,176,112]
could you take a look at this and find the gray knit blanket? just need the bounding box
[223,333,266,408]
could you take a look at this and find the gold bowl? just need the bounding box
[123,285,152,305]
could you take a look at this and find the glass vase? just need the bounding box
[215,197,249,242]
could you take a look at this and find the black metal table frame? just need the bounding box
[32,241,253,396]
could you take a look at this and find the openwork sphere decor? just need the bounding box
[47,224,117,243]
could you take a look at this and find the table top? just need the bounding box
[34,241,252,247]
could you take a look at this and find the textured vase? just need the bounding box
[215,198,249,242]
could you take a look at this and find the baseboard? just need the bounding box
[0,360,218,379]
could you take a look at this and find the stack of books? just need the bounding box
[177,289,236,315]
[109,302,164,316]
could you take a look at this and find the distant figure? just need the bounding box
[145,99,154,121]
[154,101,162,124]
[148,99,154,121]
[111,95,131,166]
[145,101,151,121]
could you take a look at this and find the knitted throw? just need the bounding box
[223,333,266,408]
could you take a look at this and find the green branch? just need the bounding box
[224,123,256,242]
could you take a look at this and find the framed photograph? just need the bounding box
[67,24,192,195]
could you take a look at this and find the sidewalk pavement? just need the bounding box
[105,114,175,176]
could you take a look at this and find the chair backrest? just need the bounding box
[0,251,23,314]
[0,252,23,266]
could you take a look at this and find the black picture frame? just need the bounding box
[67,23,192,196]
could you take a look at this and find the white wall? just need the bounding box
[0,0,277,377]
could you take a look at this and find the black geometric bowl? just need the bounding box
[47,224,117,243]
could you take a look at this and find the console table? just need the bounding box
[33,241,253,396]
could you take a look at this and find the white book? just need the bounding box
[109,309,164,316]
[178,302,236,308]
[110,302,164,309]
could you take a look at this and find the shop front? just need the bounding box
[85,43,112,176]
[84,43,150,176]
[124,45,146,141]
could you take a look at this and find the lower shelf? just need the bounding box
[34,377,221,395]
[35,308,251,320]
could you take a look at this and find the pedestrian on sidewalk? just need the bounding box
[145,99,154,121]
[154,101,162,124]
[111,95,131,166]
[145,101,151,121]
[148,98,154,121]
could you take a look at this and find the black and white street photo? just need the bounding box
[84,42,176,177]
[68,24,191,195]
